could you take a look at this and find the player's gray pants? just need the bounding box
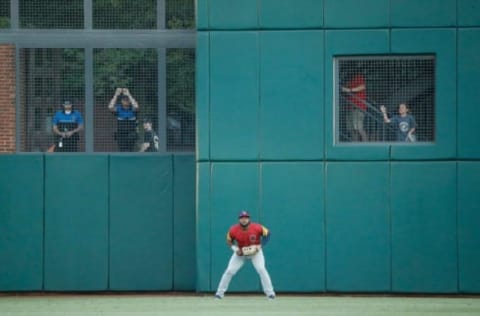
[216,249,275,297]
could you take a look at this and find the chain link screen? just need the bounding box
[10,0,196,153]
[20,0,84,29]
[93,0,156,29]
[166,0,195,29]
[0,0,9,28]
[167,48,195,151]
[19,48,85,152]
[335,55,435,144]
[94,48,158,152]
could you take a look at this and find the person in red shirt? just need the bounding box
[342,73,368,142]
[215,211,275,300]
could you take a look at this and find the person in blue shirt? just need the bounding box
[108,88,139,151]
[52,100,84,152]
[380,103,416,142]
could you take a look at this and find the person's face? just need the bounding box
[398,104,408,115]
[63,105,72,113]
[121,98,130,107]
[239,216,250,226]
[143,122,151,130]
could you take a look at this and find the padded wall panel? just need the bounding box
[261,162,325,292]
[173,155,196,291]
[196,162,211,291]
[44,155,108,291]
[458,29,480,159]
[390,0,456,27]
[391,162,457,293]
[109,155,173,290]
[458,162,480,293]
[324,0,388,28]
[209,0,258,29]
[210,32,259,160]
[210,163,260,292]
[260,0,323,29]
[196,0,209,29]
[326,162,390,292]
[260,31,323,160]
[325,30,390,160]
[196,32,210,161]
[390,29,456,159]
[0,155,43,291]
[458,0,480,26]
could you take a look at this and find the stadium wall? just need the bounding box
[0,0,479,295]
[0,154,196,291]
[196,0,480,293]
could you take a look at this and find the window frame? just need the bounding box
[333,54,436,146]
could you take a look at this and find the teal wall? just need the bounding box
[196,0,480,293]
[0,155,43,291]
[1,0,479,295]
[0,154,195,291]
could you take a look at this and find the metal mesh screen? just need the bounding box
[94,48,158,152]
[0,0,9,28]
[12,0,196,153]
[335,55,435,144]
[19,48,85,152]
[93,0,156,29]
[166,0,195,29]
[20,0,84,29]
[166,48,195,151]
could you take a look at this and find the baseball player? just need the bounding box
[215,211,275,300]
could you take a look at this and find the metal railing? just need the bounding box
[339,91,396,143]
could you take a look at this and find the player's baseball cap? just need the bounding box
[62,100,72,107]
[238,211,250,218]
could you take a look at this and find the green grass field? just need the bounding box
[0,294,479,316]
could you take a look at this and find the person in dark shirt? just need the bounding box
[140,118,159,152]
[52,101,84,152]
[108,88,139,152]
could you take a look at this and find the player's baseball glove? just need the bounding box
[241,245,260,256]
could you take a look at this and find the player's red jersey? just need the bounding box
[227,223,269,248]
[346,74,367,110]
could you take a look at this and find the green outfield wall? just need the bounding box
[1,0,480,295]
[196,0,480,293]
[0,154,195,291]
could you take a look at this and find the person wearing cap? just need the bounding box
[52,100,84,152]
[108,88,139,152]
[139,118,159,152]
[215,211,276,300]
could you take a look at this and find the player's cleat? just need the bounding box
[215,294,223,300]
[268,295,275,300]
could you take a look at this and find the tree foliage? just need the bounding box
[61,49,85,99]
[93,0,156,29]
[20,0,84,28]
[0,17,9,28]
[166,0,195,29]
[94,48,158,117]
[167,49,195,114]
[18,0,196,115]
[0,0,9,28]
